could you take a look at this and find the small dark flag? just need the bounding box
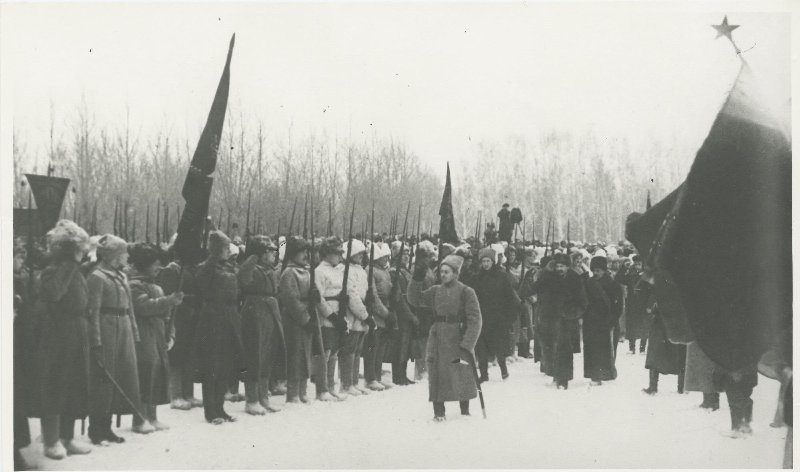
[437,162,459,245]
[174,34,235,264]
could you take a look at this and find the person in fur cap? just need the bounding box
[87,233,151,443]
[407,253,482,421]
[313,237,349,400]
[36,220,94,459]
[337,239,377,396]
[279,236,326,404]
[158,243,204,411]
[582,256,623,385]
[128,243,185,430]
[364,242,396,390]
[521,253,587,389]
[411,239,438,381]
[472,247,521,381]
[616,254,650,354]
[238,235,285,414]
[388,247,418,385]
[193,231,244,424]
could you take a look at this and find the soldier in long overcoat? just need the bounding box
[407,253,482,421]
[14,240,36,468]
[158,251,203,410]
[238,235,285,414]
[389,250,418,385]
[35,221,93,459]
[279,236,326,403]
[521,253,587,389]
[87,234,152,443]
[364,243,395,390]
[410,240,438,381]
[472,247,520,381]
[617,255,650,353]
[128,243,183,431]
[193,231,244,424]
[313,237,349,401]
[582,256,623,384]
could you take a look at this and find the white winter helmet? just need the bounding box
[341,239,367,258]
[372,242,391,261]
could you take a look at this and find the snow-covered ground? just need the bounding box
[21,348,787,469]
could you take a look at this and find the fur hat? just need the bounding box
[95,234,128,261]
[46,219,90,259]
[478,247,496,263]
[246,235,277,257]
[285,236,310,260]
[208,231,232,258]
[319,237,344,257]
[553,253,572,267]
[631,254,642,263]
[371,242,391,261]
[228,243,240,259]
[417,240,436,256]
[342,239,367,258]
[590,255,608,272]
[129,243,161,272]
[440,254,464,273]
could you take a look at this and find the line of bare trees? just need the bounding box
[12,102,443,242]
[451,131,694,244]
[13,103,693,243]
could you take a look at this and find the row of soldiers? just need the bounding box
[12,217,445,469]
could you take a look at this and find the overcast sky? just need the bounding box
[2,2,792,176]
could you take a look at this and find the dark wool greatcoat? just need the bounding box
[14,267,35,446]
[497,208,513,242]
[87,266,142,416]
[582,273,623,381]
[238,263,285,382]
[618,269,651,341]
[522,269,587,382]
[407,280,482,402]
[129,274,172,405]
[35,261,91,420]
[472,267,520,358]
[158,262,199,370]
[385,267,417,364]
[279,263,326,382]
[193,259,244,384]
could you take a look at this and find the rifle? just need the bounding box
[226,208,231,235]
[327,199,333,237]
[365,201,377,346]
[339,196,357,327]
[543,217,552,258]
[302,194,308,240]
[566,219,571,248]
[308,192,326,357]
[164,203,170,245]
[281,196,299,273]
[145,203,151,243]
[155,200,161,245]
[245,190,252,242]
[390,202,410,314]
[131,208,137,242]
[113,197,119,235]
[217,207,223,232]
[408,203,421,271]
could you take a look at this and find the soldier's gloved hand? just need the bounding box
[365,316,377,330]
[458,347,474,365]
[329,312,348,333]
[91,346,104,367]
[169,291,185,306]
[167,337,175,351]
[308,286,322,304]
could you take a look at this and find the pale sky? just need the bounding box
[1,2,793,176]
